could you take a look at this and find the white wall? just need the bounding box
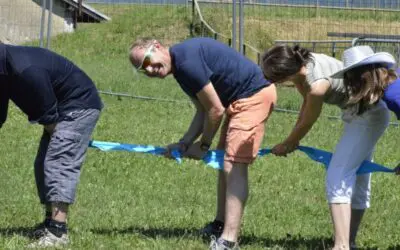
[0,0,74,44]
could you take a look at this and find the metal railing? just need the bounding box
[275,40,353,58]
[352,37,400,64]
[191,0,262,64]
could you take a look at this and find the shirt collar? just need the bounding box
[0,43,7,75]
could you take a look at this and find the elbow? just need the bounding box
[209,106,225,119]
[215,106,225,117]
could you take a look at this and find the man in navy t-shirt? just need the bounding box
[129,37,277,249]
[0,44,102,247]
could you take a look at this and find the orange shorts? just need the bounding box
[217,84,277,164]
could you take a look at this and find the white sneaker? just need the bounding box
[27,228,69,248]
[209,236,240,250]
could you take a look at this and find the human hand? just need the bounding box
[394,163,400,175]
[183,141,208,160]
[271,141,298,157]
[165,141,188,159]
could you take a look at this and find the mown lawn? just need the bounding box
[1,4,399,249]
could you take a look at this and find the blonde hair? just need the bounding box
[129,38,158,50]
[344,64,397,114]
[128,38,163,67]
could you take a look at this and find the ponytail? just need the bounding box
[261,44,312,83]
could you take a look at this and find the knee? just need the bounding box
[326,174,353,204]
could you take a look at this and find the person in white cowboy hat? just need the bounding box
[261,44,392,250]
[331,45,399,117]
[328,45,397,250]
[332,46,400,171]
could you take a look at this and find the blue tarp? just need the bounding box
[89,140,395,174]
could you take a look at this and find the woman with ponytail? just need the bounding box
[261,45,393,250]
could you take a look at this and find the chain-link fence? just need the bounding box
[192,0,400,62]
[2,1,400,59]
[1,0,399,124]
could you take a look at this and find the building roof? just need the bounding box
[61,0,111,22]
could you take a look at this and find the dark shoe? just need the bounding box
[28,219,50,239]
[200,220,224,237]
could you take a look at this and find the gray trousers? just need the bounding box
[34,109,100,204]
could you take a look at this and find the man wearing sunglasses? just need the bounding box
[0,43,103,248]
[129,37,276,250]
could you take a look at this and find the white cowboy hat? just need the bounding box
[331,45,396,78]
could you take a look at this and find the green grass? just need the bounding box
[1,4,400,250]
[195,3,400,59]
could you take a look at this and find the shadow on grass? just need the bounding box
[0,226,34,237]
[91,226,336,249]
[91,226,400,249]
[91,226,199,238]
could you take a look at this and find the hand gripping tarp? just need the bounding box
[89,140,394,174]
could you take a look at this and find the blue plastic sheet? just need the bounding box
[89,140,394,174]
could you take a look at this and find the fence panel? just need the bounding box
[0,0,47,46]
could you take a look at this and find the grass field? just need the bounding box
[1,4,400,250]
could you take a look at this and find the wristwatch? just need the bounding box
[200,142,211,151]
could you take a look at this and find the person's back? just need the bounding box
[170,37,269,107]
[307,53,347,107]
[0,44,102,248]
[0,44,102,125]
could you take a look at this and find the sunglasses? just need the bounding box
[136,44,154,73]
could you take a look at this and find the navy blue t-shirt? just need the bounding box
[0,44,102,126]
[383,78,400,120]
[170,38,269,107]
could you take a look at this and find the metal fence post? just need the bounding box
[39,0,47,48]
[239,0,244,54]
[190,0,195,36]
[232,0,237,50]
[332,42,336,57]
[46,0,53,49]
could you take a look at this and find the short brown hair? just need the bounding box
[129,38,166,51]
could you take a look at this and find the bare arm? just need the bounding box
[293,82,308,127]
[273,79,330,156]
[183,82,225,159]
[180,98,205,145]
[196,82,225,146]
